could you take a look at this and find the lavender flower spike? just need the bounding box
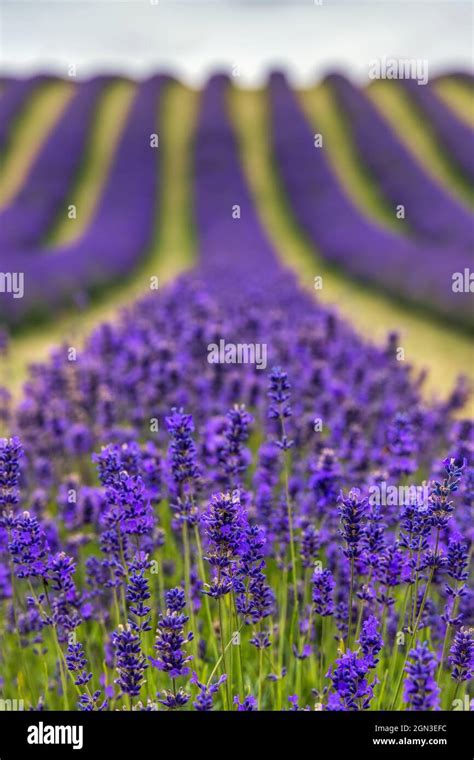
[358,616,383,668]
[312,568,335,617]
[403,641,440,711]
[449,628,474,684]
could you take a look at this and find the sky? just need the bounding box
[0,0,472,84]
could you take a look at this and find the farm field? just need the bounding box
[1,78,473,397]
[0,72,473,714]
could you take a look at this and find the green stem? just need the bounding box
[218,597,231,710]
[281,418,298,611]
[319,615,326,694]
[348,558,355,648]
[194,525,218,660]
[258,627,264,709]
[233,594,245,696]
[437,584,460,684]
[390,529,440,710]
[182,521,198,660]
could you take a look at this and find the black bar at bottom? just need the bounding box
[0,710,472,757]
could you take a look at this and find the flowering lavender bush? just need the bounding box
[0,73,471,712]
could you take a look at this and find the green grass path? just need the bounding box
[434,79,473,128]
[0,81,74,207]
[47,80,136,246]
[299,83,403,231]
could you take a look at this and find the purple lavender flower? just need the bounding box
[47,552,76,593]
[78,691,108,711]
[191,671,227,711]
[66,641,92,686]
[449,627,474,683]
[326,650,377,710]
[362,506,387,569]
[149,586,193,678]
[235,523,274,623]
[112,625,147,698]
[338,489,368,559]
[376,542,409,611]
[359,616,383,667]
[201,490,247,598]
[157,688,190,710]
[250,631,271,649]
[268,367,294,450]
[234,694,258,711]
[105,471,154,537]
[166,408,199,486]
[288,694,310,711]
[8,511,49,578]
[399,501,431,553]
[292,643,312,660]
[166,408,200,526]
[64,423,94,456]
[386,413,417,476]
[310,449,341,517]
[312,568,335,616]
[446,539,469,583]
[126,553,152,633]
[403,641,440,710]
[0,436,23,509]
[94,443,138,488]
[217,404,253,489]
[300,524,321,569]
[429,457,465,528]
[443,540,469,627]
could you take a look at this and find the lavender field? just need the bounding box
[0,68,473,716]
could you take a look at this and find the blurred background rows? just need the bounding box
[0,0,473,402]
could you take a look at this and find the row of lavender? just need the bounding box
[0,77,107,250]
[0,75,472,711]
[0,73,472,327]
[0,76,165,323]
[268,73,473,329]
[0,75,54,154]
[401,79,474,184]
[328,73,472,246]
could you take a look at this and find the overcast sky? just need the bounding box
[0,0,472,84]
